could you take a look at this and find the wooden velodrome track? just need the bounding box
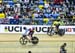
[0,33,75,53]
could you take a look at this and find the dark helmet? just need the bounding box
[64,43,67,46]
[23,27,26,29]
[28,51,32,53]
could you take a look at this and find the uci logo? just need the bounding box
[4,26,51,33]
[4,26,27,32]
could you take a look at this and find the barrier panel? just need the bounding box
[0,25,75,34]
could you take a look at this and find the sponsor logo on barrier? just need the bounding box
[65,28,75,32]
[66,28,72,32]
[4,26,26,32]
[4,26,50,33]
[4,25,75,34]
[35,27,50,32]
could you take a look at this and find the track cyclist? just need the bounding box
[52,19,61,34]
[22,27,35,41]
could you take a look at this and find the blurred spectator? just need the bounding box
[38,5,44,10]
[0,3,4,11]
[38,12,44,18]
[38,0,44,5]
[44,2,50,8]
[70,10,75,16]
[32,11,39,18]
[0,11,5,19]
[13,0,18,3]
[68,0,74,5]
[0,0,74,25]
[14,5,20,14]
[54,0,60,4]
[6,3,10,9]
[15,2,20,11]
[46,7,51,13]
[14,13,19,19]
[6,14,14,19]
[3,18,9,24]
[43,18,49,25]
[24,0,31,5]
[54,0,64,5]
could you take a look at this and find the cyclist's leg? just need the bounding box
[55,26,58,34]
[57,25,60,31]
[55,24,60,34]
[28,31,34,40]
[27,32,33,41]
[26,36,31,40]
[30,31,34,37]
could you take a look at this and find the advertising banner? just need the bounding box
[0,25,75,34]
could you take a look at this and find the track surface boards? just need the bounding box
[0,33,75,53]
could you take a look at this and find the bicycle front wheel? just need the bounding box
[19,37,27,45]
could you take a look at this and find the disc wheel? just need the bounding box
[58,29,65,36]
[31,37,39,45]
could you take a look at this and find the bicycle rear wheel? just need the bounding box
[31,36,39,45]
